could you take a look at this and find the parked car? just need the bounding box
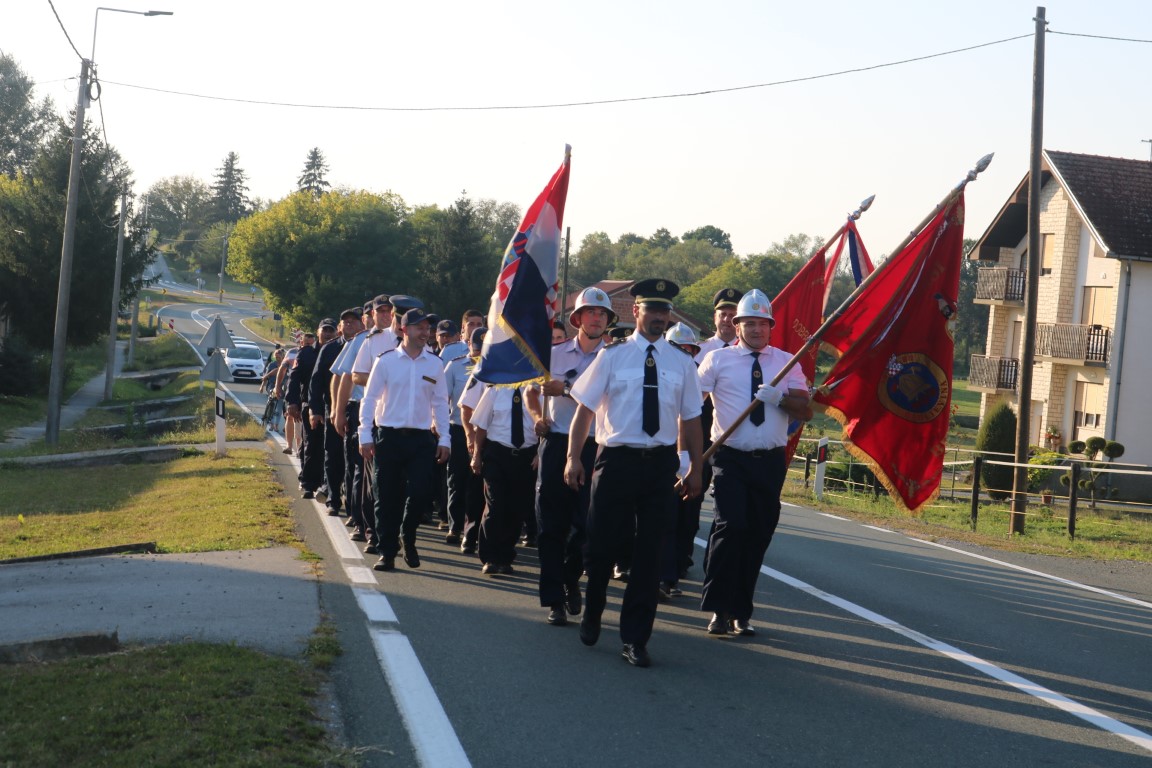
[222,345,265,382]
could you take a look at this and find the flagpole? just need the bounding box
[701,155,993,463]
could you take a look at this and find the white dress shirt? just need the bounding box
[694,334,735,365]
[570,333,702,448]
[471,386,539,450]
[697,342,807,451]
[457,373,487,413]
[543,337,604,434]
[351,327,399,376]
[358,347,450,447]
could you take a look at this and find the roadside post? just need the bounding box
[198,317,234,456]
[813,437,829,501]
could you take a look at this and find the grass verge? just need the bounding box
[0,643,349,768]
[0,448,294,559]
[121,332,201,371]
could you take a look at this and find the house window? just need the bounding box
[1081,287,1111,327]
[1041,233,1055,275]
[1073,381,1103,430]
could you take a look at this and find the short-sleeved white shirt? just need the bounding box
[471,385,538,450]
[697,343,806,451]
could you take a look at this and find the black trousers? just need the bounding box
[700,446,786,622]
[343,402,371,532]
[478,442,537,566]
[446,423,482,537]
[584,445,678,646]
[323,413,345,509]
[535,432,595,607]
[299,404,325,492]
[372,427,436,558]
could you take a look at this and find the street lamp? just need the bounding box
[45,6,172,444]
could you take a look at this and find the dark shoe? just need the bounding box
[326,504,340,517]
[316,486,329,501]
[521,535,537,548]
[282,447,293,455]
[731,619,756,637]
[302,490,314,500]
[563,580,582,616]
[373,555,395,572]
[668,585,683,597]
[612,566,630,582]
[658,581,673,601]
[707,612,731,636]
[481,563,497,575]
[402,541,420,569]
[579,614,601,646]
[438,521,450,531]
[461,542,476,555]
[621,643,651,668]
[499,564,515,575]
[344,516,358,528]
[350,529,367,542]
[364,542,380,555]
[445,532,461,545]
[547,606,568,626]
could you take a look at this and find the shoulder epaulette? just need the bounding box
[450,354,469,363]
[377,348,397,359]
[466,377,479,390]
[367,328,384,337]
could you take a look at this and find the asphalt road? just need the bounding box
[154,288,1152,767]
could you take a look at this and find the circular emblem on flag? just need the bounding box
[656,280,666,292]
[877,353,949,424]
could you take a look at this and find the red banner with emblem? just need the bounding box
[813,193,965,513]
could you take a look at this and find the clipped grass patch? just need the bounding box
[0,643,341,768]
[122,332,201,371]
[0,449,294,559]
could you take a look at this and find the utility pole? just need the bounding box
[1143,139,1152,162]
[1010,5,1047,535]
[218,234,228,301]
[45,57,91,445]
[103,189,129,400]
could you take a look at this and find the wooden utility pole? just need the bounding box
[1010,6,1047,535]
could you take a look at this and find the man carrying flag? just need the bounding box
[474,146,571,387]
[813,193,965,513]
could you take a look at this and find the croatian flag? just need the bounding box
[822,219,874,310]
[474,146,571,386]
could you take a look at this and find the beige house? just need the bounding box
[968,150,1152,461]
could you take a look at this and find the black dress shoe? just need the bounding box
[563,581,582,616]
[364,543,380,555]
[350,529,367,542]
[579,614,601,646]
[707,612,731,636]
[461,542,476,555]
[302,490,314,500]
[373,555,395,571]
[731,619,756,637]
[547,606,568,626]
[445,532,461,545]
[326,505,340,516]
[344,516,358,528]
[402,541,420,569]
[621,643,651,668]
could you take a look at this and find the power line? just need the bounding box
[100,33,1032,113]
[1049,29,1152,44]
[45,0,83,62]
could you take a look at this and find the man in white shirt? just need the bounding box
[697,289,811,637]
[565,279,703,668]
[359,308,451,572]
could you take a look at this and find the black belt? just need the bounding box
[487,441,537,457]
[717,445,784,460]
[603,444,676,458]
[377,426,429,437]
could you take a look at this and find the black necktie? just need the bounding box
[643,344,659,437]
[510,388,524,448]
[750,352,765,426]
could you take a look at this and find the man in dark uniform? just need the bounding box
[331,301,376,542]
[291,323,333,499]
[565,279,703,668]
[309,307,363,515]
[444,327,485,548]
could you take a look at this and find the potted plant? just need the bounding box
[1044,426,1062,451]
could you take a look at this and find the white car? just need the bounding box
[222,345,265,382]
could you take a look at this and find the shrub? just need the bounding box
[1027,450,1062,492]
[0,336,51,396]
[977,401,1017,499]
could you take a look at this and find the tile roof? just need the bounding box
[1046,150,1152,259]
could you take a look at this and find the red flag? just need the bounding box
[822,219,874,308]
[769,249,826,465]
[813,193,965,513]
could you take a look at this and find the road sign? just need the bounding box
[198,316,233,351]
[199,353,230,383]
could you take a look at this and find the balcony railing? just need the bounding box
[968,355,1018,391]
[975,267,1026,303]
[1036,323,1111,365]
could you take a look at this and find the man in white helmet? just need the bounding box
[526,286,614,626]
[697,288,811,637]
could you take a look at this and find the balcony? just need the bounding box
[974,267,1025,305]
[1036,323,1111,365]
[968,355,1018,392]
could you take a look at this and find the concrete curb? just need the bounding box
[0,632,120,664]
[0,542,158,566]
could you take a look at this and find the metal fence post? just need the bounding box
[1068,462,1081,540]
[970,455,983,531]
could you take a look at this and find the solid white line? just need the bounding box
[320,513,365,560]
[817,512,849,520]
[762,562,1152,755]
[353,587,398,623]
[370,631,472,768]
[914,539,1152,611]
[344,566,378,586]
[861,524,897,534]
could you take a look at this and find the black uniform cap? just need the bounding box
[712,287,741,309]
[629,278,679,308]
[390,295,424,314]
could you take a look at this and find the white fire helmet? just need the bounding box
[569,287,617,327]
[734,288,774,326]
[665,322,700,353]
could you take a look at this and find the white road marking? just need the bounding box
[370,631,471,768]
[861,524,897,533]
[344,565,378,586]
[353,588,398,623]
[817,512,849,520]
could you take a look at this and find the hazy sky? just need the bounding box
[6,1,1152,259]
